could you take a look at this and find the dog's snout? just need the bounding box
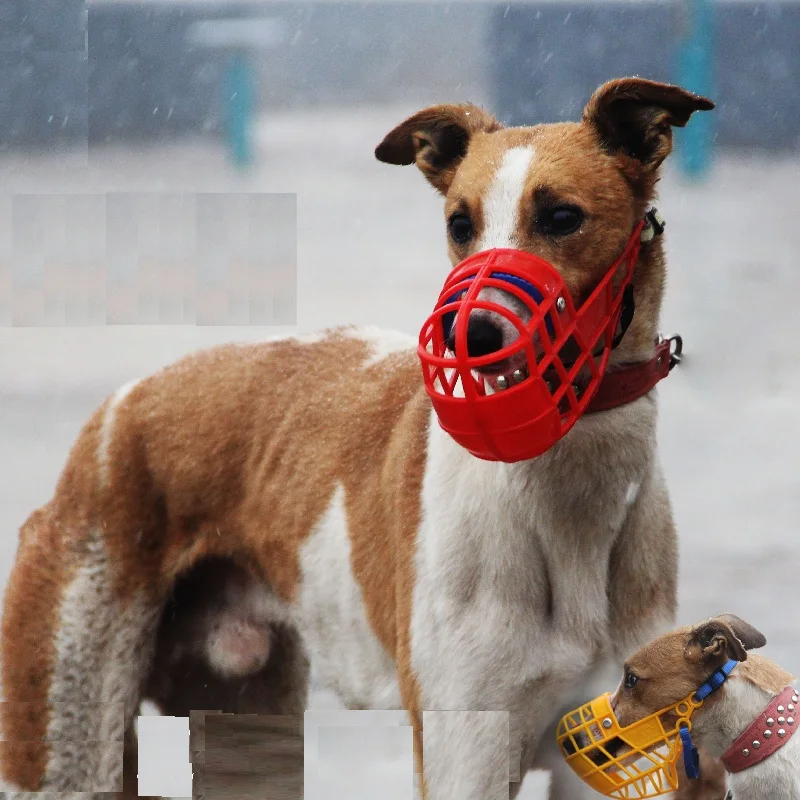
[588,736,625,766]
[446,316,504,357]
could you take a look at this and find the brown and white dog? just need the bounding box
[611,615,799,800]
[0,78,717,799]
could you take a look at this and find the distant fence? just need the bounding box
[0,1,797,151]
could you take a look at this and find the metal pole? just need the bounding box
[675,0,715,179]
[226,49,254,169]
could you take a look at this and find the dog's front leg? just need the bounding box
[401,655,533,799]
[397,646,527,800]
[605,469,728,800]
[421,707,524,800]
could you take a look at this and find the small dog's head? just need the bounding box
[610,614,767,731]
[376,78,713,369]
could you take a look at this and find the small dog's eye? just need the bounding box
[624,671,639,690]
[448,213,474,244]
[539,205,584,236]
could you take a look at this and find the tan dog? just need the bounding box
[0,78,716,800]
[611,615,798,800]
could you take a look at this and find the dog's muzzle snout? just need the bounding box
[418,229,643,462]
[445,315,504,357]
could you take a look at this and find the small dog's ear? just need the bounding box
[583,77,714,170]
[715,614,768,652]
[686,615,766,665]
[375,104,502,194]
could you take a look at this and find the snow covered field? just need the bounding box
[0,105,798,798]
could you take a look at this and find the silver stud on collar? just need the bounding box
[778,728,786,737]
[742,748,750,757]
[766,717,774,726]
[512,369,526,384]
[778,705,785,713]
[602,718,613,729]
[496,375,509,390]
[788,717,795,725]
[753,740,761,749]
[789,704,796,711]
[778,716,786,724]
[764,730,772,738]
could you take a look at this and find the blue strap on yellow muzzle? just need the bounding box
[681,658,738,780]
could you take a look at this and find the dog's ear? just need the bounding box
[686,615,767,665]
[375,104,502,194]
[583,77,714,171]
[715,614,768,652]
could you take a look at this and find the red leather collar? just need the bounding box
[721,685,799,773]
[587,338,674,414]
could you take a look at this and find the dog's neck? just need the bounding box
[693,657,798,799]
[608,234,666,368]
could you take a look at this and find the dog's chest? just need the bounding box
[410,424,645,710]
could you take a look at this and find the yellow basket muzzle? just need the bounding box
[556,691,703,799]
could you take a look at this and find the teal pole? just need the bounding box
[225,50,254,169]
[675,0,715,179]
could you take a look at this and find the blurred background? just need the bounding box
[0,0,798,797]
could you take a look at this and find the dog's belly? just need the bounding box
[294,485,402,710]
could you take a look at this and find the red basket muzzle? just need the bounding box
[418,223,644,462]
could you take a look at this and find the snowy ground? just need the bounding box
[0,105,799,798]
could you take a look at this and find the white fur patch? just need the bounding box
[339,325,416,368]
[263,330,328,345]
[97,378,140,488]
[477,146,535,251]
[262,326,414,368]
[625,481,641,506]
[296,485,401,710]
[42,530,160,792]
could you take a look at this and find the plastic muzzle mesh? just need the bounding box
[556,692,698,799]
[418,227,642,462]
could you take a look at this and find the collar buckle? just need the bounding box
[640,206,666,243]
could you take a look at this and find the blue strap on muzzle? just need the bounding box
[681,659,738,781]
[680,725,700,779]
[440,272,548,343]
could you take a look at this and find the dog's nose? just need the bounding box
[446,316,504,356]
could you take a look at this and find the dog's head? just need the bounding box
[610,614,767,733]
[376,78,713,367]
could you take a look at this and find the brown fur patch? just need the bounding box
[0,505,72,789]
[734,653,795,696]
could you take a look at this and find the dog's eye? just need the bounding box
[624,671,639,690]
[539,205,584,236]
[448,213,474,245]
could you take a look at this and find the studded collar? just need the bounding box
[721,685,798,774]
